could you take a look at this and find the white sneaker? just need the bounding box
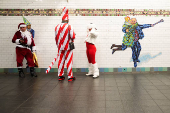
[92,63,99,78]
[86,63,93,76]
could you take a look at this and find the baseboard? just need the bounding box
[0,67,170,73]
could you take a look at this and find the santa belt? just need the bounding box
[18,44,31,48]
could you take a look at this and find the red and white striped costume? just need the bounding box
[55,7,76,78]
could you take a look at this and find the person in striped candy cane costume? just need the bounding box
[85,23,99,78]
[55,7,76,81]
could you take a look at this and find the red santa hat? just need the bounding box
[18,23,26,29]
[62,7,69,20]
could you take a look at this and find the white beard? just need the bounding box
[20,30,32,45]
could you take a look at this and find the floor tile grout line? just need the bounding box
[11,75,55,113]
[142,74,165,113]
[1,72,170,113]
[115,73,126,113]
[125,73,149,113]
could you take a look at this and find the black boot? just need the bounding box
[30,67,37,77]
[18,68,25,78]
[111,44,115,49]
[26,63,29,68]
[58,76,65,81]
[68,77,76,81]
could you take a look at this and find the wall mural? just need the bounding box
[0,9,169,16]
[130,52,162,65]
[111,17,164,67]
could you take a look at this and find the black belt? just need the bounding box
[18,44,30,48]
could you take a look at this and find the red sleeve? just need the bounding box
[72,31,76,40]
[68,25,75,42]
[55,24,59,46]
[55,25,59,32]
[12,32,18,43]
[31,38,35,46]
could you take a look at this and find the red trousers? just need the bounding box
[86,42,96,64]
[16,47,35,67]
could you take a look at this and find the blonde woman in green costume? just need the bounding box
[111,16,137,53]
[122,19,138,47]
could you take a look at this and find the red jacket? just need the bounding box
[12,30,36,51]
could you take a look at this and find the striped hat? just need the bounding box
[62,7,69,20]
[22,16,31,25]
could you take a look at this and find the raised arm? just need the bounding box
[89,28,98,38]
[138,24,152,29]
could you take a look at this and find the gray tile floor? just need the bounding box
[0,72,170,113]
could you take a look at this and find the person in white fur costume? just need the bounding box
[85,23,99,78]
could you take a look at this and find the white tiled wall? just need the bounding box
[0,0,170,9]
[0,0,170,68]
[0,16,169,68]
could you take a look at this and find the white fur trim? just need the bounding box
[86,63,93,76]
[90,28,98,37]
[15,39,20,44]
[17,66,22,68]
[32,46,36,51]
[16,45,31,51]
[93,63,99,77]
[85,28,98,44]
[16,45,27,48]
[27,35,32,45]
[20,25,26,28]
[20,30,32,46]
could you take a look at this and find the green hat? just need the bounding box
[22,16,31,25]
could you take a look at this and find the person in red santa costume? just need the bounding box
[55,7,76,81]
[85,23,99,78]
[12,23,37,78]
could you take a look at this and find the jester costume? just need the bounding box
[122,22,138,47]
[23,16,35,39]
[122,23,152,67]
[111,20,152,67]
[111,22,138,52]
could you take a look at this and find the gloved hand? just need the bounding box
[32,51,36,54]
[19,38,24,44]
